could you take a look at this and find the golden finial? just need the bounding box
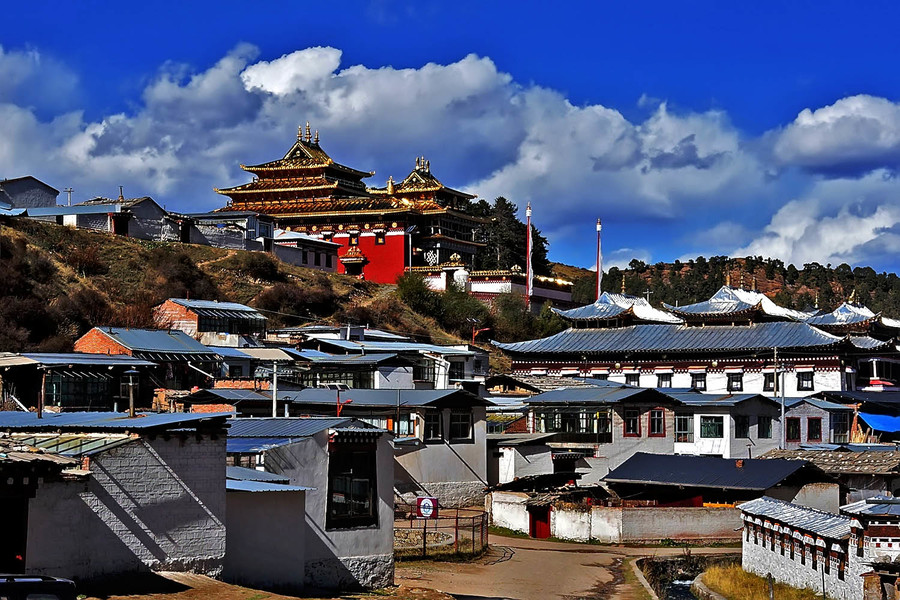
[298,124,303,139]
[849,288,857,304]
[425,159,430,173]
[726,271,731,287]
[387,175,394,194]
[815,290,819,309]
[621,277,626,294]
[305,122,311,142]
[314,130,319,144]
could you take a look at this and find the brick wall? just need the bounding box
[74,328,131,355]
[213,379,271,390]
[26,434,227,580]
[154,300,198,336]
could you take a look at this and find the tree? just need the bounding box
[472,197,552,276]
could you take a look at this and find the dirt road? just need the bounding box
[396,534,738,600]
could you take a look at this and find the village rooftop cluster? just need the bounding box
[5,130,900,598]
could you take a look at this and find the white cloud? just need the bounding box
[774,95,900,176]
[0,45,79,111]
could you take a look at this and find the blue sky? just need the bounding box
[4,1,900,272]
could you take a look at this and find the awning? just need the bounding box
[859,412,900,433]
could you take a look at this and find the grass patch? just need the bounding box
[703,565,830,600]
[488,525,531,539]
[622,559,654,600]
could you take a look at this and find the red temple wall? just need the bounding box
[332,231,407,284]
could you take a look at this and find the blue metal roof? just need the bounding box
[90,328,219,356]
[226,466,290,483]
[603,452,816,490]
[207,347,253,359]
[226,480,312,493]
[848,335,890,349]
[316,338,474,356]
[226,437,296,453]
[0,353,155,368]
[275,388,490,407]
[784,397,852,411]
[191,389,267,402]
[553,293,682,324]
[227,417,357,438]
[0,411,231,432]
[169,299,265,321]
[668,392,778,407]
[493,322,843,355]
[525,385,672,405]
[806,303,878,327]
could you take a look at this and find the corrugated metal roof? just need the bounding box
[232,347,296,362]
[848,335,890,349]
[226,466,290,483]
[0,438,79,467]
[603,452,814,490]
[843,496,900,517]
[0,353,155,368]
[9,433,136,457]
[27,205,122,216]
[91,328,219,356]
[206,346,253,359]
[552,293,682,324]
[227,417,354,438]
[668,392,778,407]
[170,299,261,313]
[665,287,810,321]
[493,322,844,355]
[525,385,671,405]
[806,303,878,327]
[296,352,400,366]
[739,496,851,539]
[0,411,231,432]
[316,338,474,356]
[226,437,296,453]
[226,480,312,493]
[784,397,852,411]
[487,433,557,447]
[190,389,268,402]
[276,388,490,407]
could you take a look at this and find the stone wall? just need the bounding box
[26,435,226,581]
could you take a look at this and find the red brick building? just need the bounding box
[214,125,486,283]
[153,298,267,347]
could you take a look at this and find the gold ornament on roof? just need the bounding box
[305,122,311,142]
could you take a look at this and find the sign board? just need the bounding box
[416,496,438,519]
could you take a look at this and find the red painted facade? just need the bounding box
[331,231,408,283]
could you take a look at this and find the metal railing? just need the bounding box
[394,503,488,560]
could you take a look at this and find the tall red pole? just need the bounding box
[596,218,603,300]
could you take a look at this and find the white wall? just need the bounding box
[376,366,414,389]
[488,491,530,533]
[26,435,226,580]
[263,432,394,590]
[224,489,306,592]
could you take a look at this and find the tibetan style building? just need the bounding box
[494,286,900,396]
[215,125,485,283]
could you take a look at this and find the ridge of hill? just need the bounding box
[0,219,463,352]
[553,256,900,316]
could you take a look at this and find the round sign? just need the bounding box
[419,497,435,518]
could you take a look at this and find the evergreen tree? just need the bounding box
[471,197,551,275]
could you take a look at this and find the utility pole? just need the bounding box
[64,187,73,207]
[776,346,785,450]
[271,361,278,417]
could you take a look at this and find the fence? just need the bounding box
[394,503,488,560]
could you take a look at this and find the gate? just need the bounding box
[394,503,488,559]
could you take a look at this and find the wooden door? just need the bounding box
[529,506,551,539]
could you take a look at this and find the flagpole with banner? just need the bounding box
[525,203,533,308]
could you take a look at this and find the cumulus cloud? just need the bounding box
[774,95,900,176]
[7,43,900,270]
[0,45,79,112]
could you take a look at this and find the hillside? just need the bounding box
[556,256,900,316]
[0,219,464,352]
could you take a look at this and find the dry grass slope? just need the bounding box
[703,565,829,600]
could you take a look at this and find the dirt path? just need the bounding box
[395,534,738,600]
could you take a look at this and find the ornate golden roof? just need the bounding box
[369,157,475,200]
[240,128,373,179]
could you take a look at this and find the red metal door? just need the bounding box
[529,506,551,539]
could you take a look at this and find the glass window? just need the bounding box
[691,373,706,391]
[593,373,609,381]
[700,416,724,438]
[786,417,801,442]
[797,372,814,391]
[649,408,665,436]
[425,411,442,441]
[657,373,672,388]
[448,361,465,380]
[833,412,850,444]
[326,446,377,529]
[727,373,743,392]
[625,373,640,386]
[449,410,473,441]
[734,415,750,439]
[758,416,773,439]
[807,417,822,441]
[675,414,693,443]
[623,408,641,436]
[763,373,775,392]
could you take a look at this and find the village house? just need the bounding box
[154,298,268,347]
[740,494,900,600]
[181,210,273,250]
[0,411,229,582]
[214,126,487,283]
[781,396,855,447]
[0,176,59,210]
[494,286,900,395]
[74,327,221,395]
[67,194,182,241]
[0,352,155,412]
[268,229,341,272]
[764,449,900,501]
[225,417,393,590]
